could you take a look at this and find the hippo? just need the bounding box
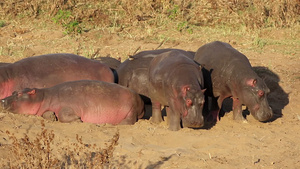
[2,80,144,125]
[0,53,114,99]
[148,50,205,131]
[93,56,121,70]
[0,62,10,66]
[130,48,195,59]
[93,56,121,83]
[117,49,199,129]
[194,41,273,122]
[117,48,195,100]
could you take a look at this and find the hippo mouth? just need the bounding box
[182,115,204,128]
[250,106,273,122]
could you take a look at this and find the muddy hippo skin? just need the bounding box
[194,41,273,122]
[117,49,197,124]
[148,50,205,131]
[0,53,114,99]
[2,80,144,125]
[117,49,195,100]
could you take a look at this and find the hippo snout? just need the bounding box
[182,115,204,128]
[253,106,273,122]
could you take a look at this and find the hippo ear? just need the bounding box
[27,89,36,95]
[201,89,206,93]
[182,85,190,97]
[246,79,257,87]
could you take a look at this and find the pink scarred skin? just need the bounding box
[2,80,144,125]
[0,53,114,99]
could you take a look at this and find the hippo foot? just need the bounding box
[151,109,163,124]
[42,111,57,122]
[168,123,181,131]
[150,117,163,124]
[242,120,248,123]
[233,113,246,122]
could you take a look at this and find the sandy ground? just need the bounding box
[0,19,299,168]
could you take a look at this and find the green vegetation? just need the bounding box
[1,0,298,32]
[52,10,82,34]
[0,0,298,55]
[0,20,5,27]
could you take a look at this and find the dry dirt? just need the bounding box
[0,19,299,168]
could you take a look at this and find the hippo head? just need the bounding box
[181,86,206,128]
[1,88,42,115]
[240,78,273,121]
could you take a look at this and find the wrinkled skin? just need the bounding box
[2,80,144,125]
[0,53,114,99]
[148,50,205,131]
[194,41,273,122]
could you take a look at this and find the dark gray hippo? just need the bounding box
[117,49,204,131]
[93,56,121,83]
[0,53,114,99]
[194,41,273,122]
[2,80,144,125]
[0,62,10,66]
[148,50,205,131]
[117,48,195,99]
[93,56,121,70]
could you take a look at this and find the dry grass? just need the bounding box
[3,120,119,168]
[0,0,299,34]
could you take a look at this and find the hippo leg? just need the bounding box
[204,96,219,123]
[58,107,81,123]
[232,97,245,121]
[208,97,220,122]
[167,109,181,131]
[119,110,138,125]
[209,95,226,122]
[167,100,181,131]
[42,111,57,121]
[151,101,163,124]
